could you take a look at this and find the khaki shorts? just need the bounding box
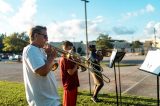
[91,72,104,85]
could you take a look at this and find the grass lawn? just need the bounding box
[0,81,157,106]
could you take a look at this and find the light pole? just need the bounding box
[81,0,91,94]
[154,28,157,48]
[81,0,89,56]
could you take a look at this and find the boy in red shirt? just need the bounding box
[59,41,80,106]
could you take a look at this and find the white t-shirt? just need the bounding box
[22,45,61,106]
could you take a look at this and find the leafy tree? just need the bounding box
[2,32,29,53]
[131,40,143,48]
[96,33,113,50]
[130,40,143,53]
[0,33,6,52]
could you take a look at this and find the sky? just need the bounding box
[0,0,160,43]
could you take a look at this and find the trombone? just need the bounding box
[48,42,110,83]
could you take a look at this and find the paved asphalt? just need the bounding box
[0,55,159,98]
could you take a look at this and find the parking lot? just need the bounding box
[0,55,159,98]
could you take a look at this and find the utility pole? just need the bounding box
[81,0,89,56]
[154,28,157,48]
[81,0,91,95]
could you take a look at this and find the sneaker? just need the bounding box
[91,97,100,103]
[95,98,101,102]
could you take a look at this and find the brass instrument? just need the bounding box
[48,42,110,83]
[43,44,59,71]
[51,62,59,71]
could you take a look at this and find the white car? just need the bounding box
[9,55,22,61]
[9,56,16,60]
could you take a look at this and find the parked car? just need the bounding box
[15,55,22,62]
[1,54,9,59]
[9,56,17,60]
[9,55,22,62]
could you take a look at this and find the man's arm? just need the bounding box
[67,64,78,75]
[35,56,55,76]
[36,45,56,76]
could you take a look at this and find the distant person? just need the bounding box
[88,45,104,103]
[59,40,80,106]
[22,25,61,106]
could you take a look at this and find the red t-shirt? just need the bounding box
[59,55,80,90]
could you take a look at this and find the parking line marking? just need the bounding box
[122,74,150,94]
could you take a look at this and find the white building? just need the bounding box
[113,41,131,52]
[49,41,86,55]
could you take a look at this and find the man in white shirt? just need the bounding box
[22,25,61,106]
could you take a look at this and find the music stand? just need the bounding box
[139,50,160,106]
[108,49,125,106]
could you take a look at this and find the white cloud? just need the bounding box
[0,0,37,34]
[143,21,155,36]
[146,4,155,12]
[47,16,105,42]
[71,14,77,18]
[0,0,13,13]
[9,0,37,32]
[92,16,104,23]
[0,0,13,34]
[122,4,155,20]
[154,23,160,36]
[111,21,160,42]
[137,21,160,41]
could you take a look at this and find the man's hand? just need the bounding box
[44,44,57,60]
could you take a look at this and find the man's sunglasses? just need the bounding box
[37,33,48,39]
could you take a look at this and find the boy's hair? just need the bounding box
[88,45,96,51]
[29,25,47,41]
[62,40,73,47]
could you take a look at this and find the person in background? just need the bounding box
[88,44,104,103]
[59,40,80,106]
[22,25,61,106]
